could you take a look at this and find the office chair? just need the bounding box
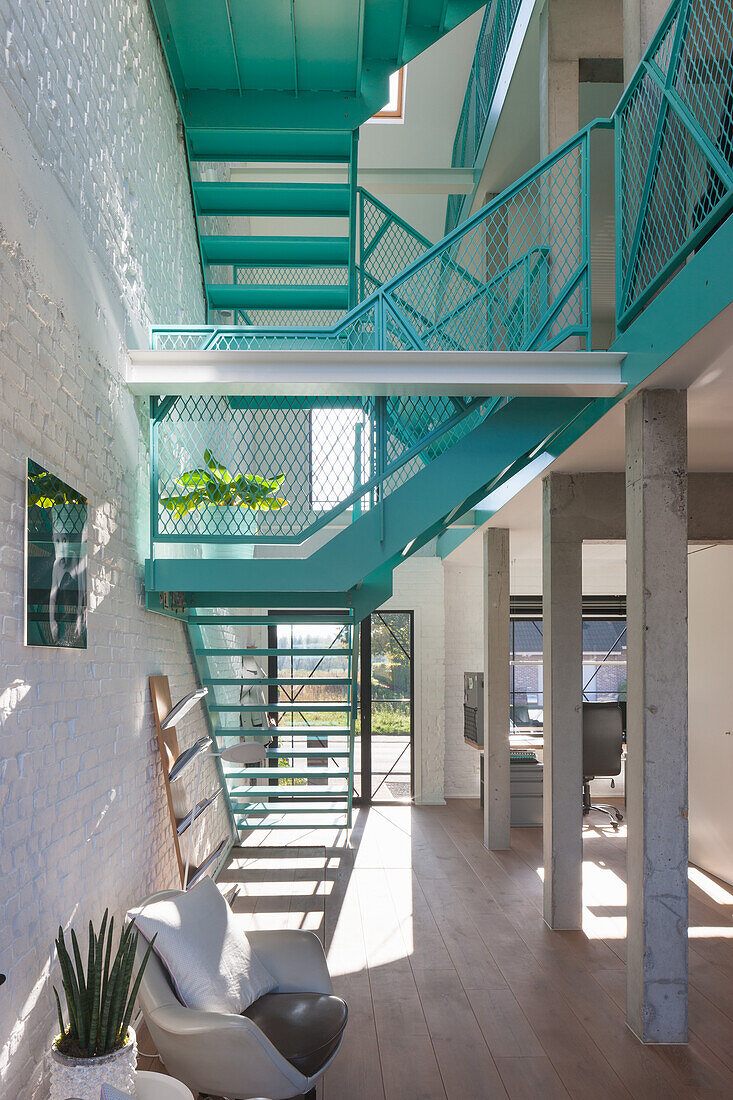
[582,702,624,829]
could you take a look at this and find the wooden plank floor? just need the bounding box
[140,802,733,1099]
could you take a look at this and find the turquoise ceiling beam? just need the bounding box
[187,129,353,162]
[178,85,391,132]
[150,1,486,131]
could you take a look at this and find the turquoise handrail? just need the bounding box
[152,0,733,360]
[153,121,596,357]
[446,0,526,234]
[614,0,733,328]
[150,394,495,550]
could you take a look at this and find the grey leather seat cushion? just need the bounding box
[242,992,348,1077]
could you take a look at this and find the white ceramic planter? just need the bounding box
[50,1027,137,1100]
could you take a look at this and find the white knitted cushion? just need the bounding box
[100,1085,133,1100]
[127,877,277,1013]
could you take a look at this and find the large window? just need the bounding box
[510,600,626,731]
[310,405,371,511]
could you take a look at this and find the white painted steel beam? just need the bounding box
[127,350,626,397]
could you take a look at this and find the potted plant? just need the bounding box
[160,449,287,559]
[49,911,155,1100]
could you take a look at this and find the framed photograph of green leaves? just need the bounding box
[25,459,88,648]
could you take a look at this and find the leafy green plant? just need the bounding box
[160,449,288,519]
[53,912,155,1058]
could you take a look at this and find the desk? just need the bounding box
[471,735,544,826]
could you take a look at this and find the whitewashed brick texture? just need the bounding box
[443,559,482,797]
[384,556,446,804]
[0,3,233,1097]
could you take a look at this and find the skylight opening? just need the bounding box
[369,67,407,123]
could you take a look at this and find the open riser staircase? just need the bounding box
[147,0,489,328]
[188,610,358,832]
[144,0,733,846]
[193,130,359,327]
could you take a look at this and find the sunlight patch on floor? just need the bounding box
[689,865,733,907]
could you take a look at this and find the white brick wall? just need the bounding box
[383,555,446,804]
[443,560,482,797]
[0,3,219,1096]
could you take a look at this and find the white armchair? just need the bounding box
[132,891,346,1100]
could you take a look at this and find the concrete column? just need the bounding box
[539,1,579,158]
[623,0,670,82]
[542,475,584,929]
[484,528,511,850]
[625,388,688,1043]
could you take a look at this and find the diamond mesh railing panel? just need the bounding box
[358,190,432,303]
[446,0,525,233]
[234,308,346,328]
[235,265,348,287]
[152,307,378,352]
[153,395,494,544]
[617,0,733,328]
[390,137,588,352]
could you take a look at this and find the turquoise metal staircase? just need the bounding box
[193,131,358,325]
[149,0,488,325]
[188,609,358,832]
[143,0,733,836]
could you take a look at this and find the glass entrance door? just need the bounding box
[355,611,414,804]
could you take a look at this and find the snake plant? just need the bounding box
[53,911,155,1057]
[160,449,288,518]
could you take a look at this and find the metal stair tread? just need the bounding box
[228,792,347,800]
[193,181,351,218]
[209,702,351,712]
[200,235,350,267]
[214,726,351,737]
[206,284,350,311]
[191,613,353,625]
[197,648,350,658]
[265,749,350,758]
[224,767,348,779]
[203,676,351,687]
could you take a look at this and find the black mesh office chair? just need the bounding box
[582,702,624,829]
